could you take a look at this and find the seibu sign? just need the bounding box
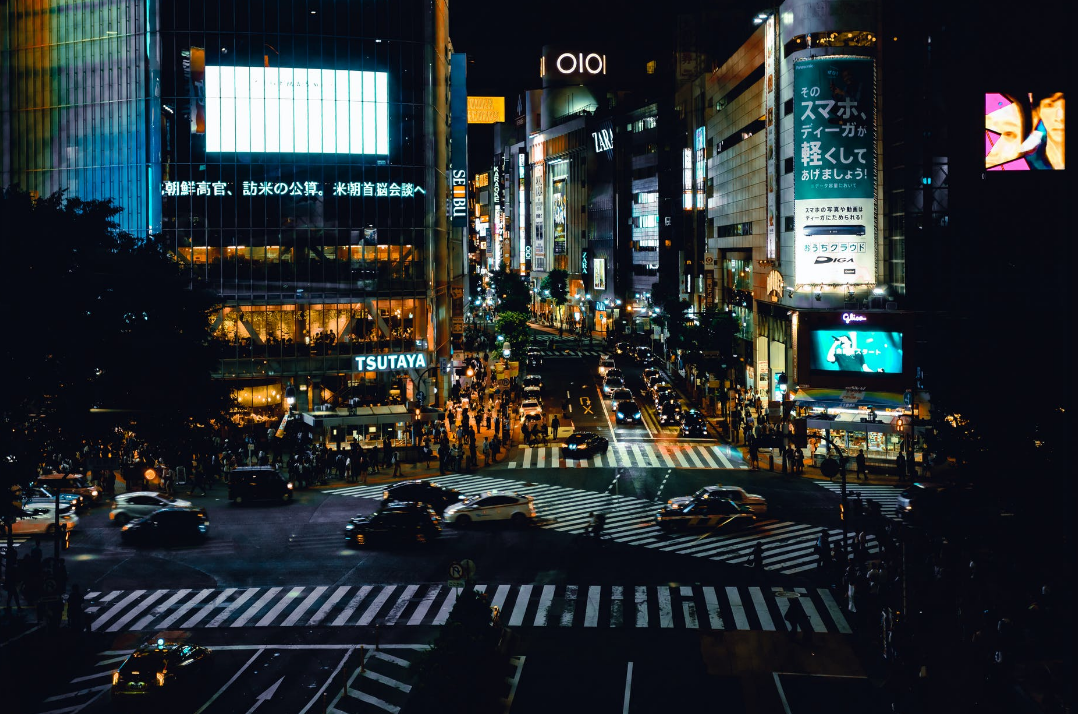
[356,352,429,372]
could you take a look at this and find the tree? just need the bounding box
[1,188,234,505]
[491,267,531,315]
[539,268,568,305]
[495,312,531,356]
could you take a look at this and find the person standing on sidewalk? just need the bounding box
[895,450,906,481]
[855,448,867,481]
[482,437,491,466]
[748,439,760,471]
[391,450,402,477]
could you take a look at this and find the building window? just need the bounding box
[784,157,794,174]
[784,216,794,232]
[784,98,794,116]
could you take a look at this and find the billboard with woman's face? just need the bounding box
[985,92,1065,170]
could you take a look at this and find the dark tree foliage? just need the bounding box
[495,312,531,354]
[406,588,506,714]
[491,267,532,315]
[0,187,234,487]
[539,268,569,305]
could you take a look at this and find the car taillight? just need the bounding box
[156,672,166,687]
[112,672,119,685]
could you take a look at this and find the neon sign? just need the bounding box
[355,352,429,372]
[841,312,868,324]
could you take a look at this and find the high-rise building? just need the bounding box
[2,0,452,422]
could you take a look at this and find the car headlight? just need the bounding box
[634,412,641,419]
[568,444,577,450]
[345,524,355,530]
[91,490,99,497]
[286,482,293,489]
[616,412,624,419]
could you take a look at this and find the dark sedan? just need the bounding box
[563,432,609,458]
[345,502,441,546]
[679,410,709,437]
[382,480,465,511]
[120,507,209,546]
[657,400,682,425]
[112,637,212,705]
[655,498,756,532]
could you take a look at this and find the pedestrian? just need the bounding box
[482,437,491,466]
[391,450,402,477]
[784,596,812,643]
[814,529,831,570]
[895,451,906,481]
[468,440,478,470]
[855,448,867,481]
[752,541,765,570]
[748,441,759,471]
[67,583,89,632]
[437,442,446,474]
[551,414,560,438]
[4,550,21,614]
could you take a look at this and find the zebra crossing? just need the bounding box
[80,581,852,634]
[326,473,880,574]
[505,442,749,470]
[531,348,606,358]
[813,481,904,520]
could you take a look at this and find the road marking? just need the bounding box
[383,584,418,626]
[702,587,724,629]
[680,586,699,629]
[674,448,691,468]
[157,589,214,629]
[584,586,601,627]
[560,585,578,626]
[105,589,167,632]
[298,646,355,714]
[91,590,146,632]
[655,469,672,502]
[550,446,560,465]
[332,585,373,627]
[684,448,705,468]
[749,587,776,631]
[537,447,545,469]
[658,445,677,468]
[257,586,304,627]
[358,585,397,626]
[623,662,633,714]
[635,586,648,627]
[657,587,674,628]
[508,584,533,627]
[208,588,259,628]
[194,648,263,714]
[232,587,282,628]
[610,585,623,628]
[280,586,328,627]
[711,445,734,469]
[407,585,442,625]
[524,447,534,469]
[794,587,828,632]
[818,587,852,633]
[697,447,719,469]
[726,587,750,629]
[534,585,556,626]
[431,587,458,625]
[181,588,236,629]
[306,586,348,627]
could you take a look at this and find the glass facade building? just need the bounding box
[2,0,451,414]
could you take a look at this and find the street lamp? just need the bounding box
[285,384,296,413]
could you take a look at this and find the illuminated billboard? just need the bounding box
[204,67,389,154]
[793,57,876,286]
[552,179,567,255]
[467,96,505,123]
[985,92,1065,170]
[808,329,903,374]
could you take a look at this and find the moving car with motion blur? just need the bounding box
[666,484,769,515]
[120,507,209,545]
[21,485,85,512]
[679,410,709,437]
[110,492,194,526]
[655,498,756,532]
[443,491,536,527]
[522,374,544,395]
[563,431,609,457]
[345,502,441,545]
[111,636,212,704]
[382,481,464,512]
[228,467,294,504]
[34,473,101,506]
[0,506,78,536]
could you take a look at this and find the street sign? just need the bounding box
[820,458,839,479]
[460,559,476,579]
[448,561,465,589]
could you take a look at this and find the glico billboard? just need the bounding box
[793,57,876,287]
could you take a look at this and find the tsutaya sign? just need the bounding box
[355,352,429,372]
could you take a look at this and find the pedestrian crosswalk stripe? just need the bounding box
[813,481,904,520]
[283,585,327,627]
[711,446,734,469]
[534,584,555,626]
[507,442,749,471]
[508,584,532,627]
[432,586,457,626]
[384,585,418,626]
[407,585,441,626]
[359,585,397,626]
[749,587,775,631]
[325,473,879,575]
[233,587,279,628]
[182,588,235,629]
[107,589,166,633]
[726,586,749,629]
[208,587,258,628]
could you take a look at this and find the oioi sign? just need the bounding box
[540,52,607,78]
[355,353,429,372]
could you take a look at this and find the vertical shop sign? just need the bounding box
[533,157,546,271]
[518,151,527,272]
[450,54,469,227]
[763,17,777,259]
[793,57,876,285]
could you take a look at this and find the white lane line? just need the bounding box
[490,584,511,615]
[508,584,533,627]
[194,648,263,714]
[749,587,776,631]
[407,585,442,625]
[508,462,517,469]
[383,584,419,626]
[431,587,458,626]
[818,588,852,634]
[232,587,282,628]
[623,662,633,714]
[282,586,328,627]
[702,587,724,629]
[332,585,373,627]
[610,585,623,628]
[356,668,411,693]
[560,585,577,627]
[680,586,699,629]
[657,587,674,628]
[104,589,168,633]
[90,590,146,631]
[257,586,305,627]
[358,585,398,626]
[181,588,237,629]
[534,585,556,626]
[726,587,750,630]
[794,588,828,633]
[524,447,534,469]
[550,446,560,465]
[711,445,734,469]
[208,588,259,628]
[584,586,601,627]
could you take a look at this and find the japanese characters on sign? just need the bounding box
[793,57,876,286]
[160,180,425,198]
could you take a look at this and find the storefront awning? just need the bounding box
[792,388,906,409]
[300,405,444,428]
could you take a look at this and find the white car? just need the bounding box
[519,399,543,419]
[1,506,79,536]
[666,485,769,515]
[443,491,537,527]
[598,357,616,377]
[109,492,194,526]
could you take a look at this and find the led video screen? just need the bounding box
[985,92,1065,170]
[809,329,903,374]
[205,67,389,154]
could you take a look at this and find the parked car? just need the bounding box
[110,492,194,526]
[655,498,756,532]
[563,432,609,457]
[443,491,536,527]
[666,484,769,515]
[34,473,101,505]
[382,481,464,512]
[345,502,441,546]
[120,507,209,545]
[0,506,78,536]
[227,467,294,504]
[112,637,212,702]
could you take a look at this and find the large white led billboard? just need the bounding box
[204,67,389,154]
